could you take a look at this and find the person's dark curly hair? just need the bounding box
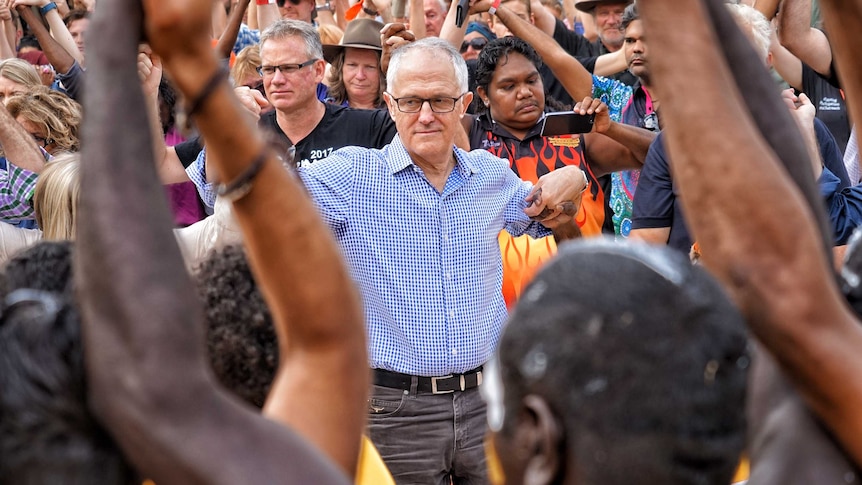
[474,37,571,113]
[194,244,278,409]
[0,241,137,484]
[0,241,73,298]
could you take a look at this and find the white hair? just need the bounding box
[386,38,469,94]
[726,3,771,62]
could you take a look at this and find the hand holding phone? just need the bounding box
[540,111,595,137]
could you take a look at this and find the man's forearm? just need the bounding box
[600,121,656,164]
[644,0,862,467]
[777,0,832,75]
[0,105,46,174]
[17,6,76,74]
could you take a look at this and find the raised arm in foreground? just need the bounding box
[75,0,362,482]
[640,0,862,467]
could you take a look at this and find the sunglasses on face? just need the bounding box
[245,80,266,97]
[460,38,488,53]
[277,0,303,6]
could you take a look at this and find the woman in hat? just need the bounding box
[322,18,385,109]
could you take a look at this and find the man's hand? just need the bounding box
[137,48,163,99]
[381,23,415,73]
[0,0,12,21]
[574,96,611,134]
[780,88,816,133]
[36,65,54,86]
[468,0,492,14]
[524,165,589,227]
[141,0,213,67]
[234,85,270,121]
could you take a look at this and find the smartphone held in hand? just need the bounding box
[540,111,595,137]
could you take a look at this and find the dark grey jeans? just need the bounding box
[367,383,489,485]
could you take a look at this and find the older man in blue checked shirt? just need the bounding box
[300,37,589,484]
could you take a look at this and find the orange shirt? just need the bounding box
[470,117,604,306]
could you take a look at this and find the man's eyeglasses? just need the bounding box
[387,93,466,113]
[257,59,317,77]
[277,0,302,6]
[460,38,488,53]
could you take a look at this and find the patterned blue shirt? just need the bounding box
[233,24,260,56]
[299,136,551,375]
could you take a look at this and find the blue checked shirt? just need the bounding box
[299,136,551,376]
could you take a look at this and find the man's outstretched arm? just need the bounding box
[76,0,360,482]
[640,0,862,466]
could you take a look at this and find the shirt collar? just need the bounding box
[386,135,479,177]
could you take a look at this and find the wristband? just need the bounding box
[362,5,379,15]
[487,0,501,15]
[256,0,276,5]
[316,1,333,11]
[216,151,269,202]
[39,2,57,16]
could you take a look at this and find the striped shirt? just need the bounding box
[300,136,551,375]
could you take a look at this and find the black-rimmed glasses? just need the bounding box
[257,59,318,77]
[387,93,466,113]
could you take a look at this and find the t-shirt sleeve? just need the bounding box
[175,135,204,169]
[373,110,398,148]
[56,61,84,102]
[819,166,862,245]
[631,136,674,229]
[815,117,850,189]
[552,18,593,58]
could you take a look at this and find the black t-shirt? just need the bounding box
[801,62,850,153]
[258,103,397,167]
[631,120,849,253]
[173,104,397,169]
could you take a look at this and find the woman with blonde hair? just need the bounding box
[5,86,83,155]
[231,44,263,91]
[0,153,79,263]
[0,58,41,104]
[34,153,79,240]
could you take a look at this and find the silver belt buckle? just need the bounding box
[431,374,455,394]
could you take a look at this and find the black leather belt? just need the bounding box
[373,367,483,394]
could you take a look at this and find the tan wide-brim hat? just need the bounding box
[322,18,384,63]
[574,0,633,13]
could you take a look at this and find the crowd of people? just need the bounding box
[1,0,862,484]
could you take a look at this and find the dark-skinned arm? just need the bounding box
[75,0,358,483]
[641,0,862,468]
[472,0,595,101]
[143,0,368,476]
[214,0,251,60]
[578,97,655,177]
[16,5,76,76]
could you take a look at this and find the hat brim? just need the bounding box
[322,44,383,64]
[574,0,632,13]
